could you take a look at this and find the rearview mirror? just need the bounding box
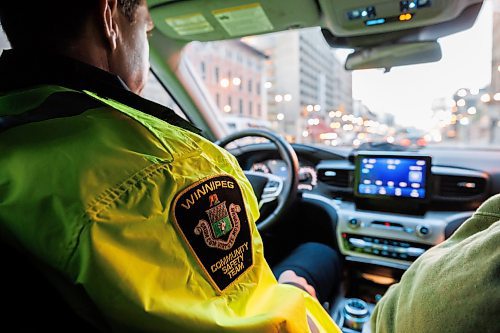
[345,41,442,71]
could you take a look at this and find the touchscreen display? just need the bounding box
[356,156,429,199]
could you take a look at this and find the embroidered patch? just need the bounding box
[173,175,253,293]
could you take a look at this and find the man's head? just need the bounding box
[0,0,153,94]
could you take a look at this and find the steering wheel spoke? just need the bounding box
[216,129,299,232]
[259,174,284,208]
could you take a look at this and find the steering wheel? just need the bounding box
[215,129,299,232]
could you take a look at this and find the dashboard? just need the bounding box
[237,143,500,270]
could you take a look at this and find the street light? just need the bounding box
[232,77,241,86]
[457,89,467,97]
[467,107,477,115]
[480,94,491,103]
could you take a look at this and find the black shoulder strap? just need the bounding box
[0,89,202,135]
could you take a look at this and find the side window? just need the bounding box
[142,70,188,120]
[0,25,11,53]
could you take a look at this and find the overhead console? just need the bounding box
[354,152,432,215]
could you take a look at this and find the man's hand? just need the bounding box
[278,269,317,299]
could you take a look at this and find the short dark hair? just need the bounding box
[0,0,140,50]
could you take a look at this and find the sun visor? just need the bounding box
[148,0,321,42]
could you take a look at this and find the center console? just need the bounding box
[328,152,474,332]
[334,151,476,269]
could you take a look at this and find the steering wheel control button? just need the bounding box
[348,218,361,228]
[416,225,431,238]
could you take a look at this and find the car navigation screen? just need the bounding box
[355,155,431,200]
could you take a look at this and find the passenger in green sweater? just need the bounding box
[371,193,500,333]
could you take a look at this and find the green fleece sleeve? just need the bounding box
[370,194,500,333]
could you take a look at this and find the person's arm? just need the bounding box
[370,194,500,333]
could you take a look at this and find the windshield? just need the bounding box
[182,0,499,150]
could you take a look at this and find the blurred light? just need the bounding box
[220,78,230,88]
[432,132,442,142]
[361,10,368,17]
[319,132,338,140]
[365,18,385,26]
[400,138,411,146]
[306,105,314,112]
[331,140,339,146]
[467,107,477,115]
[497,65,500,72]
[450,114,457,124]
[456,99,466,107]
[307,118,320,126]
[275,94,283,102]
[497,120,500,128]
[302,130,309,137]
[355,117,364,126]
[386,136,395,143]
[447,130,456,138]
[330,122,341,129]
[277,113,285,120]
[399,13,413,21]
[232,77,241,86]
[470,88,479,95]
[343,124,354,131]
[353,139,361,146]
[314,104,321,111]
[457,89,467,97]
[494,93,500,101]
[480,94,491,103]
[223,105,231,112]
[342,115,350,121]
[335,111,342,117]
[409,2,416,9]
[460,117,470,125]
[284,94,292,102]
[357,133,366,139]
[417,138,427,147]
[264,81,272,89]
[329,111,335,118]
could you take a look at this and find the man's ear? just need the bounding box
[101,0,119,51]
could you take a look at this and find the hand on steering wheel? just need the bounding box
[215,129,299,232]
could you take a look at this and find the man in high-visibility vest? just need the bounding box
[0,1,341,332]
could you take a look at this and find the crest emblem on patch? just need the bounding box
[173,175,253,293]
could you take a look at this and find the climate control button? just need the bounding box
[416,225,431,238]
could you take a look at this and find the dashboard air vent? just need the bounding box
[438,175,486,197]
[318,169,351,188]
